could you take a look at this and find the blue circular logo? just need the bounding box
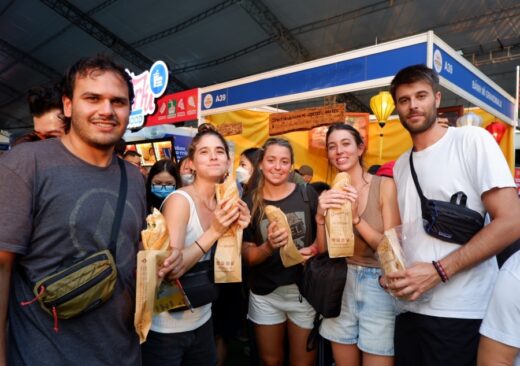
[149,61,169,97]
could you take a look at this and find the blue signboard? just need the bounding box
[172,134,192,161]
[201,43,427,111]
[432,45,514,121]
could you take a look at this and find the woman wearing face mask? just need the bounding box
[317,123,400,366]
[145,159,181,214]
[241,138,322,366]
[178,156,194,186]
[236,147,260,196]
[142,124,250,366]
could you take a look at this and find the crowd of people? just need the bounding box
[0,55,519,366]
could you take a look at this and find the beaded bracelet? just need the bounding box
[432,260,449,282]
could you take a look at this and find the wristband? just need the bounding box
[194,240,206,254]
[432,260,449,282]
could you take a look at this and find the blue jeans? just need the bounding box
[141,318,217,366]
[320,264,396,356]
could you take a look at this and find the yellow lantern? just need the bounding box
[370,91,395,161]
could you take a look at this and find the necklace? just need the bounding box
[192,190,217,212]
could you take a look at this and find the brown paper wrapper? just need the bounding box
[377,227,406,277]
[265,205,304,267]
[135,209,185,344]
[214,176,242,283]
[326,172,355,258]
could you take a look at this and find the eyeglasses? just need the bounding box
[152,184,176,190]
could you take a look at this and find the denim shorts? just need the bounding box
[319,265,396,356]
[248,284,316,329]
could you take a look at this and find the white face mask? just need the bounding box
[181,173,194,186]
[235,166,251,184]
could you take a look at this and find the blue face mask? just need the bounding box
[151,184,175,199]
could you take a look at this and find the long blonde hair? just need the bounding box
[251,138,294,221]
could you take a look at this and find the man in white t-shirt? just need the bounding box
[386,64,520,366]
[478,251,520,366]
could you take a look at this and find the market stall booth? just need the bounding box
[199,31,517,182]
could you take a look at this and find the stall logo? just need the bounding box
[433,49,443,73]
[126,60,169,129]
[203,93,214,109]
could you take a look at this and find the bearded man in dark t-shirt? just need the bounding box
[0,55,181,366]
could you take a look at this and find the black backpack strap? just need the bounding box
[107,158,128,255]
[299,183,317,244]
[409,152,431,216]
[306,312,323,351]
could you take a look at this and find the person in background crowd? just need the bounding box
[124,150,142,168]
[317,123,400,366]
[367,165,381,175]
[178,156,194,186]
[298,165,314,183]
[141,124,250,366]
[310,181,330,196]
[124,150,147,177]
[13,83,66,146]
[237,147,260,196]
[386,64,520,366]
[114,138,126,158]
[28,84,66,139]
[375,160,395,178]
[478,250,520,366]
[146,158,181,214]
[241,138,321,366]
[0,54,158,365]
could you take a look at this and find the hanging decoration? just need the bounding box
[456,112,483,127]
[370,91,395,161]
[485,121,507,143]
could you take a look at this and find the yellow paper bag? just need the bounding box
[214,176,243,283]
[326,172,355,257]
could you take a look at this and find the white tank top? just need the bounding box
[151,190,212,333]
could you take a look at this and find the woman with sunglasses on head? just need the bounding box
[317,123,400,366]
[142,124,251,366]
[241,138,322,366]
[145,159,181,214]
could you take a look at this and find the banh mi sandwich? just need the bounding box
[377,228,406,275]
[141,208,170,250]
[264,205,304,267]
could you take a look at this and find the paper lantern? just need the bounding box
[370,91,395,161]
[485,121,506,143]
[456,112,483,127]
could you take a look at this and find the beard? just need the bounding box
[399,107,438,135]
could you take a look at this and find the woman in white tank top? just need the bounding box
[142,124,250,366]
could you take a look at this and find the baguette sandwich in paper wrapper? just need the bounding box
[264,205,304,267]
[326,172,355,257]
[214,175,242,283]
[376,227,406,278]
[135,208,185,343]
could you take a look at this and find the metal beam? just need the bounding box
[239,0,309,63]
[175,0,402,73]
[0,0,118,79]
[132,0,239,47]
[0,38,62,80]
[40,0,188,91]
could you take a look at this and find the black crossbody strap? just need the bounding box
[409,152,430,214]
[107,158,128,255]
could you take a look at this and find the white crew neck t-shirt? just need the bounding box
[394,126,515,319]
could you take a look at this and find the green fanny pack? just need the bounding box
[21,158,128,332]
[29,249,117,320]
